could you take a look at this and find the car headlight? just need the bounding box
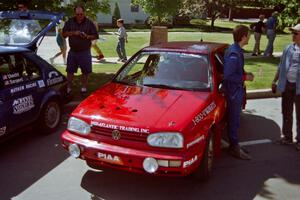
[67,117,91,135]
[147,132,184,148]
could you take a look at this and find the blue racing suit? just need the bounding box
[223,43,245,146]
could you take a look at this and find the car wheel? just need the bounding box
[39,100,61,133]
[192,130,214,181]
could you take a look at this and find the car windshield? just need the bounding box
[114,51,211,91]
[0,18,46,45]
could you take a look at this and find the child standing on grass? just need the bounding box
[115,19,128,62]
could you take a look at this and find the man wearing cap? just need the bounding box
[272,24,300,151]
[264,11,278,57]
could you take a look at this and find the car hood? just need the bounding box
[0,10,63,50]
[73,83,212,132]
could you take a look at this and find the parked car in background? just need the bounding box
[62,42,228,180]
[0,10,67,140]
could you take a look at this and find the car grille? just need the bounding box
[91,125,148,142]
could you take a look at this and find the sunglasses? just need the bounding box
[292,32,299,35]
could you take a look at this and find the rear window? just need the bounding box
[0,18,47,45]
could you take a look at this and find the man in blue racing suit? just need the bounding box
[224,25,254,160]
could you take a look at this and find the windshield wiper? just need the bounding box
[143,83,183,90]
[114,80,136,86]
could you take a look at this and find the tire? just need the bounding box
[39,100,61,134]
[192,130,214,181]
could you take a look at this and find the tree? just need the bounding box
[267,0,299,30]
[133,0,182,25]
[180,0,230,29]
[112,2,121,26]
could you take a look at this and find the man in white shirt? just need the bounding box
[272,24,300,151]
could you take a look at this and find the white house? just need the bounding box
[97,0,148,25]
[63,0,149,25]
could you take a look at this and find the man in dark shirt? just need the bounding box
[62,5,98,94]
[264,11,278,57]
[251,15,265,56]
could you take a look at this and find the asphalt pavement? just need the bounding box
[1,98,300,200]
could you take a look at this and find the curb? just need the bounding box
[246,89,281,99]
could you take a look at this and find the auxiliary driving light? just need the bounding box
[143,157,158,173]
[68,143,81,158]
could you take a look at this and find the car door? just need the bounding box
[0,53,45,133]
[0,59,10,136]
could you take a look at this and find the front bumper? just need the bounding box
[61,131,204,176]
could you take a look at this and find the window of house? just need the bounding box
[131,3,139,12]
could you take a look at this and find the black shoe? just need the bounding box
[275,137,293,145]
[228,146,251,160]
[252,53,257,56]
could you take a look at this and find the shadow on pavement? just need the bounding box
[80,112,300,200]
[239,112,281,142]
[0,125,69,200]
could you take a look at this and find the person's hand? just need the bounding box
[246,72,254,81]
[79,31,88,39]
[73,31,81,36]
[271,82,277,93]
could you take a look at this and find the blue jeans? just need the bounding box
[225,86,244,146]
[116,38,127,60]
[264,29,276,56]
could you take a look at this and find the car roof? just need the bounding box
[143,41,229,54]
[0,46,30,54]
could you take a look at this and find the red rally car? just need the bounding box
[61,42,229,179]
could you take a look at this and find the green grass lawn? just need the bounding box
[97,31,291,58]
[244,57,280,90]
